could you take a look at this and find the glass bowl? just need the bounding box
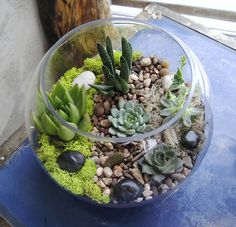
[25,18,213,208]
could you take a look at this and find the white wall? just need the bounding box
[0,0,46,145]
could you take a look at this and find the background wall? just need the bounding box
[0,0,46,145]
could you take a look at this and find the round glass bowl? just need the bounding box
[25,18,212,208]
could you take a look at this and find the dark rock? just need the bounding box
[113,178,143,202]
[57,150,85,173]
[181,131,201,150]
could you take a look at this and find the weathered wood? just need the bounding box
[37,0,111,46]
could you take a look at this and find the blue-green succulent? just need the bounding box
[108,99,153,137]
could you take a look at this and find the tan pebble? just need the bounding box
[143,73,150,79]
[103,188,111,196]
[160,59,169,68]
[92,127,99,133]
[159,68,169,77]
[154,68,159,74]
[94,104,105,116]
[143,78,151,87]
[171,173,186,182]
[113,168,123,177]
[131,168,145,184]
[123,148,130,158]
[100,119,111,128]
[152,56,158,65]
[104,142,114,150]
[90,156,100,164]
[96,167,103,176]
[140,57,152,67]
[139,96,145,103]
[97,180,106,188]
[182,167,191,176]
[103,167,113,177]
[144,183,151,191]
[103,100,111,111]
[102,177,112,185]
[139,71,144,81]
[130,73,139,81]
[151,74,158,82]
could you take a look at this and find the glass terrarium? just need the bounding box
[25,18,212,208]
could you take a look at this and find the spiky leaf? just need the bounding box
[41,113,58,136]
[57,123,77,141]
[121,37,132,69]
[78,113,91,131]
[69,103,80,124]
[104,153,124,168]
[120,56,129,82]
[53,80,66,100]
[32,112,44,132]
[106,36,115,72]
[58,109,70,121]
[119,78,129,94]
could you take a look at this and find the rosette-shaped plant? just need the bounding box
[32,81,90,141]
[140,143,183,183]
[108,100,153,137]
[90,36,132,96]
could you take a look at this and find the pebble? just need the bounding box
[123,148,130,158]
[113,165,123,177]
[96,167,103,176]
[143,78,151,87]
[100,119,111,128]
[103,167,113,177]
[163,178,173,188]
[139,96,145,103]
[104,142,114,150]
[103,100,111,112]
[151,74,158,82]
[97,180,106,188]
[151,186,158,196]
[145,196,153,200]
[131,168,145,185]
[103,188,111,196]
[143,73,150,79]
[159,68,169,77]
[72,70,96,90]
[130,73,139,81]
[135,197,143,202]
[152,56,158,65]
[94,104,105,117]
[163,128,179,148]
[144,183,151,191]
[143,190,153,197]
[171,173,186,182]
[158,184,169,194]
[100,156,109,165]
[113,178,143,202]
[182,167,191,176]
[140,57,152,67]
[154,68,159,74]
[160,59,169,68]
[90,156,100,164]
[181,130,201,150]
[102,177,112,185]
[139,71,144,81]
[161,74,174,90]
[57,150,85,173]
[182,155,193,169]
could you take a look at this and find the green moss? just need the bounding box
[132,51,142,61]
[64,136,93,158]
[84,57,102,74]
[37,134,110,203]
[84,181,110,204]
[114,50,122,66]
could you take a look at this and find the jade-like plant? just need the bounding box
[108,99,153,137]
[90,36,132,96]
[160,87,201,127]
[32,81,90,141]
[140,143,183,183]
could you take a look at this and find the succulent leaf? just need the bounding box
[58,109,70,121]
[140,143,183,183]
[35,89,45,117]
[69,103,80,124]
[32,112,44,133]
[57,124,76,141]
[54,80,66,100]
[108,100,152,137]
[78,113,91,131]
[41,113,58,136]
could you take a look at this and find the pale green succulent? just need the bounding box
[160,86,201,127]
[108,99,153,137]
[140,143,183,183]
[90,36,132,96]
[32,81,90,141]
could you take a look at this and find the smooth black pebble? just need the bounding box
[181,130,200,150]
[57,150,85,173]
[113,178,143,202]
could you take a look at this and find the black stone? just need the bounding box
[181,131,200,150]
[113,178,143,202]
[57,150,85,173]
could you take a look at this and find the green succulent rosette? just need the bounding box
[140,143,183,183]
[108,99,153,137]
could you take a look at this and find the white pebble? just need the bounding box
[143,78,151,87]
[103,188,111,196]
[143,190,153,197]
[72,70,96,90]
[103,167,113,177]
[130,73,139,81]
[140,57,152,67]
[93,175,98,182]
[135,197,143,202]
[97,180,106,188]
[96,167,103,176]
[102,177,112,185]
[161,74,174,90]
[145,196,153,200]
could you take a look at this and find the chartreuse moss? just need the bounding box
[37,134,109,203]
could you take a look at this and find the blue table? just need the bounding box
[1,17,236,227]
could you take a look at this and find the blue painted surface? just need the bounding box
[1,18,236,226]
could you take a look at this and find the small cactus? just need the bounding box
[104,153,124,168]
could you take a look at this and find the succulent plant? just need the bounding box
[90,36,132,96]
[32,81,90,141]
[104,153,124,168]
[108,99,153,137]
[160,87,201,127]
[140,143,183,183]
